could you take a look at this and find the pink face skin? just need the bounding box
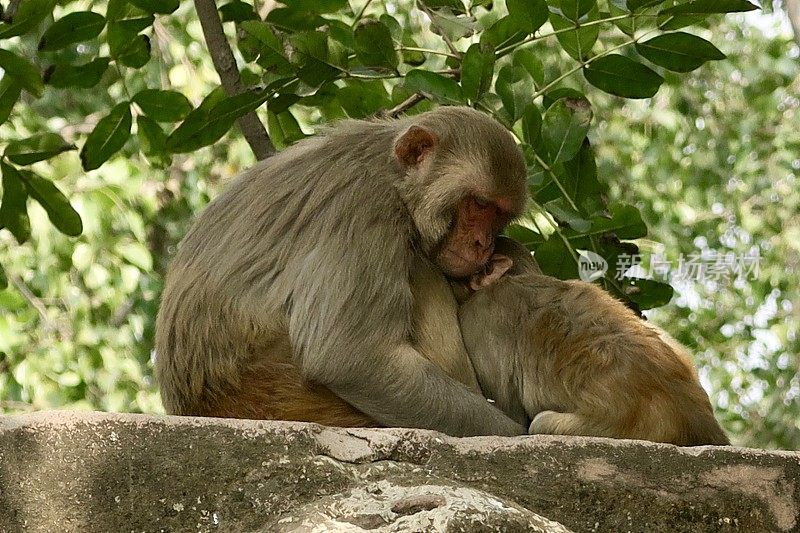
[436,195,513,278]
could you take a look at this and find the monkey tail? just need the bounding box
[683,410,730,446]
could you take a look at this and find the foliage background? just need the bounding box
[0,0,798,449]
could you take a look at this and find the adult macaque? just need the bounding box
[155,106,527,436]
[458,237,730,445]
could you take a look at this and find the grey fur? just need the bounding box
[155,107,528,437]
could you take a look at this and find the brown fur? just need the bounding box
[459,238,730,446]
[205,256,483,428]
[155,107,527,436]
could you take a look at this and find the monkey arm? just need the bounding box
[286,239,525,437]
[305,342,525,437]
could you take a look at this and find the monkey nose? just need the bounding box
[474,239,493,265]
[473,233,490,249]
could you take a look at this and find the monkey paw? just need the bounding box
[529,411,585,435]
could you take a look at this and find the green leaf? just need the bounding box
[165,92,227,153]
[379,14,426,65]
[0,264,7,290]
[535,236,579,279]
[266,109,305,150]
[404,70,464,105]
[167,89,269,153]
[563,141,605,217]
[20,170,82,236]
[521,103,542,147]
[289,31,341,86]
[128,0,180,15]
[524,145,547,187]
[421,0,468,12]
[266,8,325,30]
[542,87,586,109]
[219,1,258,22]
[627,0,667,10]
[115,241,153,270]
[4,133,75,165]
[495,65,534,122]
[136,115,171,167]
[623,278,674,309]
[608,0,635,33]
[43,58,110,88]
[0,162,31,243]
[461,42,495,103]
[132,89,192,122]
[106,0,155,33]
[545,197,592,231]
[587,203,647,239]
[0,50,44,97]
[268,93,300,114]
[0,0,57,39]
[80,102,133,171]
[288,0,350,13]
[560,0,596,21]
[239,20,283,49]
[354,19,398,70]
[507,0,549,33]
[549,5,600,61]
[480,16,526,48]
[329,19,356,50]
[240,20,292,73]
[583,54,663,99]
[505,224,545,247]
[513,48,545,87]
[108,25,151,68]
[336,80,391,117]
[380,13,403,41]
[540,96,591,164]
[38,11,106,51]
[660,0,758,14]
[658,14,705,30]
[0,77,22,125]
[535,140,605,217]
[636,32,726,72]
[401,43,426,66]
[427,7,478,42]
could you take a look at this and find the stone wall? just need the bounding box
[1,412,798,532]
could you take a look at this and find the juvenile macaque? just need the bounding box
[458,237,730,445]
[155,106,528,436]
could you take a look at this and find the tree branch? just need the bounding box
[381,93,427,118]
[787,0,800,47]
[419,3,461,58]
[193,0,275,160]
[1,0,21,23]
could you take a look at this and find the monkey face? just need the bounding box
[392,108,528,278]
[435,195,512,277]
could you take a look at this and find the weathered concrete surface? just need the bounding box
[0,412,798,533]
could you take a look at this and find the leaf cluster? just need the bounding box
[0,0,754,308]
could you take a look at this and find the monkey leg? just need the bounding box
[529,411,596,436]
[204,349,378,428]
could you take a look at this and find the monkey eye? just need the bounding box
[474,197,491,208]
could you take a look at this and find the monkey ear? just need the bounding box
[394,125,438,167]
[469,254,514,291]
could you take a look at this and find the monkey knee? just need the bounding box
[529,410,561,434]
[529,411,585,435]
